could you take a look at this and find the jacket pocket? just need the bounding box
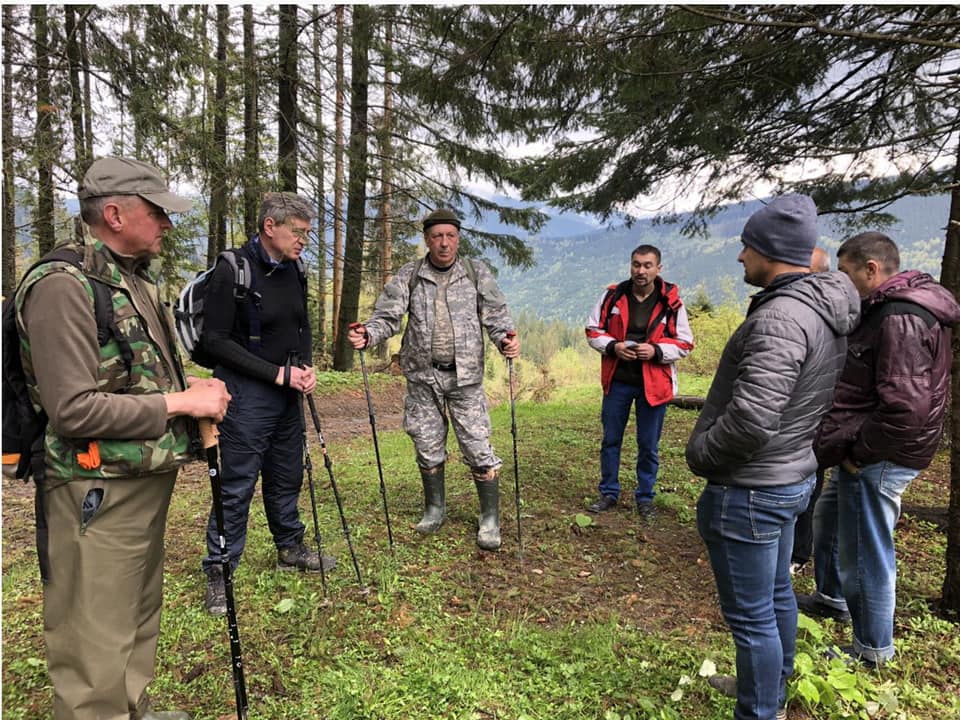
[79,481,105,535]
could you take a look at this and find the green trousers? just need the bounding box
[43,470,178,720]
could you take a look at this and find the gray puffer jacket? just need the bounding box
[686,271,860,487]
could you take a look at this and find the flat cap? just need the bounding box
[423,207,461,232]
[79,157,193,213]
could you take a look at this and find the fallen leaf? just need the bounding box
[699,658,717,677]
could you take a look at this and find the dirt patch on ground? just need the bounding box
[305,380,407,442]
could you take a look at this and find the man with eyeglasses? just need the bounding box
[349,208,520,551]
[197,192,334,616]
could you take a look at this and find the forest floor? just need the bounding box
[2,378,957,720]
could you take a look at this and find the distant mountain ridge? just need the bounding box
[486,194,951,324]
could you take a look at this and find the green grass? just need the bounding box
[3,376,958,719]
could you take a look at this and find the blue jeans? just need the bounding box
[813,462,917,663]
[697,477,814,720]
[599,381,667,504]
[202,367,307,574]
[810,468,847,611]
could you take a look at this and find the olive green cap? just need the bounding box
[78,157,193,213]
[422,207,461,232]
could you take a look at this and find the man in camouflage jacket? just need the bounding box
[348,208,520,551]
[15,157,230,720]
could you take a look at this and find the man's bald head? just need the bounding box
[810,247,831,273]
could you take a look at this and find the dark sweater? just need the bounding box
[199,238,311,384]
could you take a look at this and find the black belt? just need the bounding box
[432,361,456,371]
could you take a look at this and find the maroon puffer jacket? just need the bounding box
[815,271,960,470]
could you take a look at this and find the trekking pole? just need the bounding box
[351,323,394,551]
[505,331,523,564]
[199,419,249,720]
[289,354,329,597]
[305,394,365,587]
[299,403,328,598]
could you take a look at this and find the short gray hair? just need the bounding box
[79,195,141,227]
[258,192,315,233]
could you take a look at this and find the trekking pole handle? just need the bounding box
[198,419,219,449]
[349,321,369,349]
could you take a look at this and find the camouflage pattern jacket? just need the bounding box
[364,255,514,386]
[15,240,192,485]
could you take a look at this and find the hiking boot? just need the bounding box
[824,644,879,670]
[707,675,786,719]
[588,495,618,513]
[415,464,446,534]
[277,542,337,573]
[475,474,501,551]
[204,567,227,617]
[636,500,656,520]
[707,673,737,698]
[796,592,851,623]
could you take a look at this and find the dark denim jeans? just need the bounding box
[810,468,847,611]
[202,366,307,574]
[813,461,917,662]
[697,477,814,720]
[599,380,667,504]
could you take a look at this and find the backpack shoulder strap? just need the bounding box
[217,248,251,300]
[872,299,937,328]
[86,276,133,380]
[599,281,629,332]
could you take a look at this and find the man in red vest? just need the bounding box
[585,244,694,518]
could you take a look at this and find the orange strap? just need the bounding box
[77,441,101,470]
[2,453,20,465]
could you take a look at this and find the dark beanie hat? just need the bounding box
[741,194,818,266]
[423,208,461,232]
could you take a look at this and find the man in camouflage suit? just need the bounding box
[348,208,520,550]
[15,157,230,720]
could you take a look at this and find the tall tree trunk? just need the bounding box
[2,4,16,294]
[207,4,229,264]
[80,5,93,161]
[331,4,346,343]
[32,4,55,256]
[940,145,960,615]
[376,8,395,361]
[65,6,88,187]
[278,4,298,192]
[313,5,328,364]
[126,8,144,157]
[333,4,370,371]
[242,4,258,240]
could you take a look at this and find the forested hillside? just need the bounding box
[493,193,952,324]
